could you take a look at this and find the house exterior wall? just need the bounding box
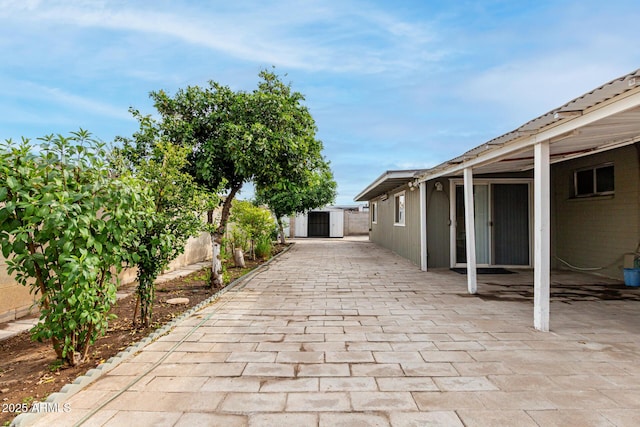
[0,231,213,324]
[370,185,421,266]
[367,144,638,279]
[552,144,640,280]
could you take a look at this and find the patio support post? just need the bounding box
[463,167,477,294]
[420,181,427,271]
[534,141,551,331]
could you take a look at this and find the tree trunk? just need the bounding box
[277,217,287,245]
[210,232,223,288]
[209,184,242,288]
[132,294,140,328]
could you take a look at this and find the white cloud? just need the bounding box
[3,0,640,204]
[451,1,640,127]
[0,0,446,75]
[463,56,635,126]
[395,161,431,170]
[1,79,131,120]
[43,87,131,120]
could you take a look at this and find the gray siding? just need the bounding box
[370,185,421,266]
[367,144,639,278]
[552,144,640,280]
[367,179,462,268]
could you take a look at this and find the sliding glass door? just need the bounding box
[455,184,490,265]
[453,181,531,267]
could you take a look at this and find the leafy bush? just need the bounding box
[115,117,215,326]
[230,200,276,260]
[254,235,273,260]
[228,227,249,254]
[0,131,150,366]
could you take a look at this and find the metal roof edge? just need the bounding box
[354,169,425,202]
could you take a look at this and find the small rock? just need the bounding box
[166,297,189,305]
[0,388,9,393]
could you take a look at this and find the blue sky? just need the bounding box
[2,1,640,205]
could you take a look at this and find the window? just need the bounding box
[394,191,405,225]
[574,164,614,197]
[371,202,377,224]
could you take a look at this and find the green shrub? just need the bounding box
[230,200,276,259]
[0,131,150,366]
[228,227,249,253]
[115,117,215,327]
[255,235,273,260]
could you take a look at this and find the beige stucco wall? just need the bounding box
[0,254,37,323]
[552,144,640,280]
[370,185,422,266]
[166,232,212,271]
[0,232,212,324]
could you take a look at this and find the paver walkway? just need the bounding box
[18,238,640,426]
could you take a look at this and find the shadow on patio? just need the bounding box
[457,269,640,303]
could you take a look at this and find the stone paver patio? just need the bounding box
[20,238,640,426]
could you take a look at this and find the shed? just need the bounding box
[293,207,345,238]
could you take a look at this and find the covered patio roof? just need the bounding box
[354,69,640,201]
[418,69,640,180]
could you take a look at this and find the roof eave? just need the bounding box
[353,169,423,202]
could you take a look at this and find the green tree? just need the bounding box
[0,131,150,366]
[230,200,276,260]
[149,69,326,287]
[114,112,216,327]
[256,162,337,244]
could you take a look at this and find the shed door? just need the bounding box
[294,214,308,237]
[308,212,330,237]
[329,211,344,237]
